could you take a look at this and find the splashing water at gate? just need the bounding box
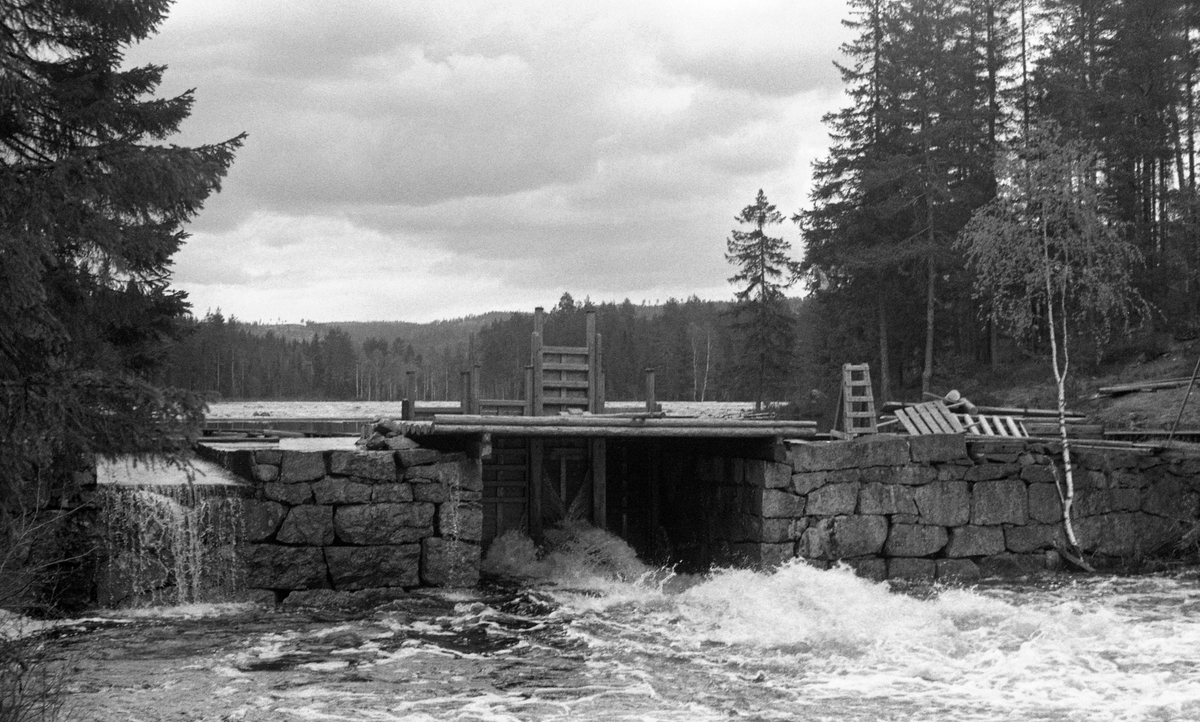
[474,525,1200,720]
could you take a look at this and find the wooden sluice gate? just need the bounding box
[200,306,817,565]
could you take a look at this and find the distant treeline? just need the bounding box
[162,295,828,405]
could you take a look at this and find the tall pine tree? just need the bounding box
[726,190,799,410]
[1,0,244,576]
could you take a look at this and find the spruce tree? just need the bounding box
[1,0,244,572]
[726,190,799,410]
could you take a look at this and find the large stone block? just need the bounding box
[328,451,397,482]
[971,480,1028,525]
[858,483,917,515]
[797,518,834,560]
[244,545,327,589]
[965,463,1020,482]
[276,505,335,546]
[1027,483,1062,523]
[1005,524,1062,553]
[242,500,286,543]
[397,448,441,468]
[832,515,888,557]
[254,449,283,466]
[1075,512,1178,557]
[409,478,447,503]
[372,483,415,503]
[312,479,372,505]
[1143,477,1200,520]
[326,545,420,589]
[935,559,980,583]
[844,556,888,582]
[790,436,909,472]
[1020,465,1057,484]
[421,537,480,587]
[860,466,938,486]
[979,552,1048,577]
[253,464,280,483]
[945,525,1005,557]
[791,469,858,495]
[747,461,793,489]
[335,503,435,545]
[762,489,806,518]
[280,452,326,483]
[914,482,969,526]
[807,483,858,516]
[884,524,947,557]
[888,557,935,581]
[437,502,483,541]
[909,434,968,463]
[263,482,312,506]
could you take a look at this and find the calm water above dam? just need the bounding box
[45,527,1200,722]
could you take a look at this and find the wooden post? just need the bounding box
[524,366,534,416]
[591,437,606,529]
[645,367,657,413]
[401,398,414,421]
[460,370,471,413]
[529,438,543,540]
[596,333,605,413]
[531,307,545,417]
[587,311,598,413]
[470,364,481,415]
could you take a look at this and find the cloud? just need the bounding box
[126,0,852,322]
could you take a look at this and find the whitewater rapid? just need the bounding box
[32,525,1200,721]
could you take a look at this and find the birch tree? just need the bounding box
[957,123,1145,562]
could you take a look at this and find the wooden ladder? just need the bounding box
[841,363,878,435]
[529,308,604,416]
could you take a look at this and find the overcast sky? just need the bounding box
[128,0,853,323]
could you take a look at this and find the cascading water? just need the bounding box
[47,517,1200,720]
[94,458,246,606]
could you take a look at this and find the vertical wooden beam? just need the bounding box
[596,333,605,413]
[531,307,545,417]
[528,438,543,540]
[460,370,471,413]
[586,310,598,413]
[524,366,534,416]
[403,370,416,420]
[591,437,607,529]
[645,367,657,413]
[470,364,481,415]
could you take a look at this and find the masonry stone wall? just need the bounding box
[728,434,1200,581]
[201,444,483,593]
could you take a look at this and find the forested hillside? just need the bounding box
[162,296,825,404]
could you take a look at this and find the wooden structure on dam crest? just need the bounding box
[204,306,818,561]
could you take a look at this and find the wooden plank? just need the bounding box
[913,404,948,434]
[542,362,590,372]
[903,408,934,435]
[418,424,819,438]
[1003,416,1025,437]
[434,414,818,428]
[894,408,922,436]
[541,345,589,356]
[976,415,997,435]
[542,379,592,389]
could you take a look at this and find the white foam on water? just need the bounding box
[485,525,1200,720]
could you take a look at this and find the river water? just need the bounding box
[35,525,1200,722]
